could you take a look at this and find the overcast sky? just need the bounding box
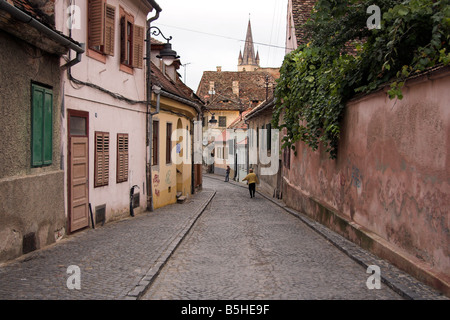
[150,0,288,93]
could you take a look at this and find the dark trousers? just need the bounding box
[225,172,229,181]
[248,183,256,198]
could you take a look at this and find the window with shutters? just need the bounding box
[166,123,172,164]
[117,133,129,183]
[31,84,53,167]
[152,120,159,166]
[120,8,144,70]
[94,131,110,187]
[218,116,227,128]
[87,0,115,57]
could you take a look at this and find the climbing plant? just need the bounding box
[273,0,450,159]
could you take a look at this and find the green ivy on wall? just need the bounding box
[273,0,450,159]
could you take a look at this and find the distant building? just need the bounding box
[196,19,279,180]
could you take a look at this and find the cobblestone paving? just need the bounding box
[143,176,407,300]
[0,190,215,300]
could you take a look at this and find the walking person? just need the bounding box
[242,168,259,198]
[225,165,230,182]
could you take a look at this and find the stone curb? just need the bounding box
[124,190,216,300]
[203,174,448,300]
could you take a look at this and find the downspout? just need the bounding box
[146,5,162,212]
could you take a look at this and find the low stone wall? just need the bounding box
[0,171,65,263]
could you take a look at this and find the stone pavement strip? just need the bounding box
[204,174,448,300]
[0,189,215,300]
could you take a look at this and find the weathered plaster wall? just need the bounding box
[0,31,65,263]
[282,68,450,294]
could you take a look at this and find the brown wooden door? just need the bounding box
[70,136,89,232]
[68,110,89,233]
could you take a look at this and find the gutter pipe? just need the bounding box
[146,4,162,212]
[0,0,84,67]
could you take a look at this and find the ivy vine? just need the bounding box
[273,0,450,159]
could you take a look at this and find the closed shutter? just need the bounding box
[104,4,115,56]
[117,133,129,183]
[132,25,144,69]
[88,0,105,48]
[152,121,159,165]
[219,116,226,127]
[31,84,53,167]
[166,123,172,164]
[95,132,109,187]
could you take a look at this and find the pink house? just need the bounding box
[55,0,161,232]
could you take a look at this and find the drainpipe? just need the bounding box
[0,0,84,67]
[146,4,162,212]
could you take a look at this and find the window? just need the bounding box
[88,0,115,55]
[266,123,271,152]
[117,133,128,183]
[95,131,110,187]
[31,84,53,167]
[218,116,227,127]
[152,120,159,165]
[166,123,172,164]
[120,9,144,69]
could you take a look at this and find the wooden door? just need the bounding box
[68,110,89,232]
[69,136,89,232]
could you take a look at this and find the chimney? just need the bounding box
[216,66,222,72]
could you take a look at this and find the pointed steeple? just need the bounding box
[238,18,260,71]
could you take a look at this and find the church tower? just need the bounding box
[238,19,260,72]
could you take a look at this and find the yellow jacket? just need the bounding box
[242,172,259,184]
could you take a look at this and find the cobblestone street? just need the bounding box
[144,176,402,300]
[0,175,446,302]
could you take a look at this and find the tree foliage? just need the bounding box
[273,0,450,159]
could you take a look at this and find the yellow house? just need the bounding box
[149,58,203,209]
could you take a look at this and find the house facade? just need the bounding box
[54,0,158,232]
[0,0,83,262]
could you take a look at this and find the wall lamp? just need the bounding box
[150,26,180,66]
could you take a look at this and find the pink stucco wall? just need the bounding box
[282,66,450,292]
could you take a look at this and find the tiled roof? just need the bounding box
[197,70,278,112]
[151,61,203,109]
[291,0,315,45]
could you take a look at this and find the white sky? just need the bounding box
[150,0,288,93]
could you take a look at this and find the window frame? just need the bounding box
[87,0,115,60]
[218,116,227,128]
[116,133,129,183]
[166,122,173,164]
[152,120,159,166]
[119,7,144,71]
[94,131,110,187]
[31,83,53,167]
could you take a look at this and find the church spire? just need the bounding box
[238,18,260,71]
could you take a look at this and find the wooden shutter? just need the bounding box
[152,121,159,165]
[104,4,115,56]
[31,84,53,167]
[166,123,172,164]
[117,133,129,183]
[132,25,144,69]
[88,0,105,48]
[95,132,109,187]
